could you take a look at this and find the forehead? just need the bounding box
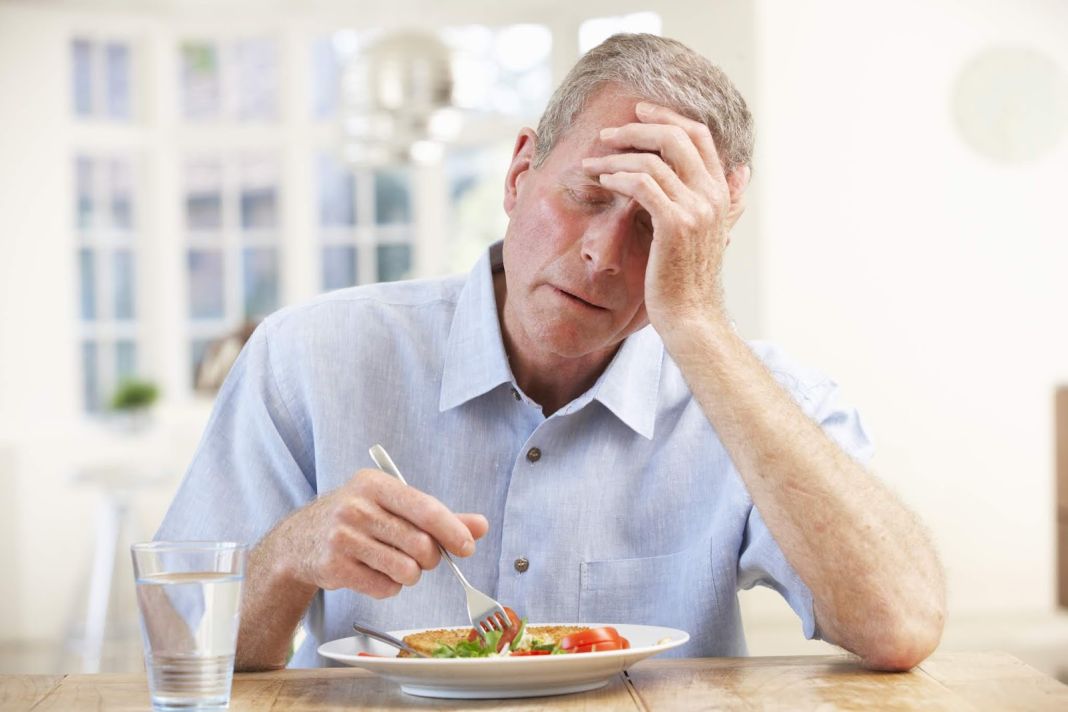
[547,87,645,163]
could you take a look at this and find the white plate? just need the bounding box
[318,622,689,699]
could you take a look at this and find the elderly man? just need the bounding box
[157,33,945,671]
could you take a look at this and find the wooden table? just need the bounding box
[3,652,1066,711]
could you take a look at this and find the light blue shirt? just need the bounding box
[157,242,874,667]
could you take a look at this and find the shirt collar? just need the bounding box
[439,241,664,440]
[439,242,514,412]
[588,324,662,440]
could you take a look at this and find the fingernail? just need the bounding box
[636,102,652,114]
[600,127,617,138]
[460,540,475,556]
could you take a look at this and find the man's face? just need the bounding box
[500,87,654,364]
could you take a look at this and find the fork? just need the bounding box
[369,444,512,642]
[352,621,431,658]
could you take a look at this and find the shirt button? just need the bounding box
[514,557,529,573]
[526,447,541,463]
[511,388,521,401]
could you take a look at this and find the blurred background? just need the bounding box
[1,0,1066,679]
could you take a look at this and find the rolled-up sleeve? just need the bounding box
[155,320,315,547]
[737,377,875,641]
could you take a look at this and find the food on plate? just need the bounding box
[398,607,631,658]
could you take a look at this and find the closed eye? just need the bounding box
[566,187,613,208]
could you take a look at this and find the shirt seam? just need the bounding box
[271,293,461,330]
[261,319,316,476]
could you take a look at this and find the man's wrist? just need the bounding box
[656,308,738,362]
[255,519,317,594]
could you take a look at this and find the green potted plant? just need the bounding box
[109,378,160,432]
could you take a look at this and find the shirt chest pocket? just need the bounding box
[578,541,729,645]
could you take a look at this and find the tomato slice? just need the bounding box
[570,641,626,654]
[466,606,523,653]
[559,627,626,651]
[496,607,522,652]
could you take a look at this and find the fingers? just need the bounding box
[359,469,476,557]
[341,527,424,587]
[457,512,490,543]
[633,101,726,184]
[599,123,713,190]
[597,170,675,222]
[362,504,442,570]
[581,152,686,201]
[302,469,491,602]
[325,555,404,600]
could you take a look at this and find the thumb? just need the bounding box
[456,513,490,544]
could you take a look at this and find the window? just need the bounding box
[317,153,413,290]
[181,38,278,121]
[444,143,513,274]
[75,155,140,411]
[184,155,281,382]
[71,37,134,120]
[578,12,662,54]
[64,21,560,411]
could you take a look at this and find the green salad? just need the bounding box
[431,619,569,658]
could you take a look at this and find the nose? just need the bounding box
[580,210,632,276]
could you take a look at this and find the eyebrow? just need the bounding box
[561,168,603,186]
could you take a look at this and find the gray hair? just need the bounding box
[532,33,753,171]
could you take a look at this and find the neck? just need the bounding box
[493,271,617,416]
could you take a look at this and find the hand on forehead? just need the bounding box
[594,100,726,181]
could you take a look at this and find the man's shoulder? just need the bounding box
[263,273,466,336]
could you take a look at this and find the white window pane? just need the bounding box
[110,159,134,230]
[113,249,135,320]
[233,38,277,121]
[76,156,94,230]
[374,169,410,225]
[72,39,93,116]
[445,143,512,273]
[311,36,340,118]
[322,245,357,291]
[242,247,278,318]
[105,42,132,120]
[79,248,96,320]
[181,42,220,119]
[185,159,223,230]
[82,340,100,411]
[317,153,356,226]
[188,249,225,318]
[579,12,662,54]
[116,340,137,380]
[376,243,411,282]
[239,156,278,230]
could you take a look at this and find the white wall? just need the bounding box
[756,0,1068,616]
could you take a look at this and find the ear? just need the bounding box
[503,128,538,216]
[723,164,752,232]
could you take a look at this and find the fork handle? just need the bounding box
[369,445,475,590]
[352,622,430,658]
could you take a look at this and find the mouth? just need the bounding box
[552,286,608,311]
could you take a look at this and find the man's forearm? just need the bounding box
[235,526,318,671]
[663,317,945,670]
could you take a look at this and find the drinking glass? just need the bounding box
[131,542,247,711]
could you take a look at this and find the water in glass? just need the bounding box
[132,543,245,711]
